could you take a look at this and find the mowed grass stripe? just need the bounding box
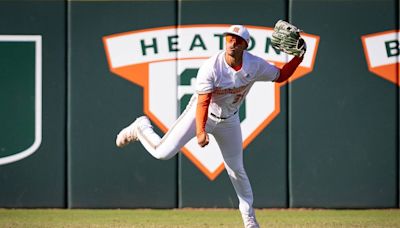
[0,209,399,227]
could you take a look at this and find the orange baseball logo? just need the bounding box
[233,27,240,33]
[103,25,319,180]
[361,30,400,86]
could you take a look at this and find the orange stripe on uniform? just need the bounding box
[196,93,212,136]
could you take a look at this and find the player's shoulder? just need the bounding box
[198,51,223,78]
[201,51,224,68]
[209,51,224,63]
[243,51,265,63]
[244,51,275,68]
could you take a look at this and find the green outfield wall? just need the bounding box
[0,0,398,209]
[0,1,67,207]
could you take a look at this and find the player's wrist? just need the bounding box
[196,130,206,137]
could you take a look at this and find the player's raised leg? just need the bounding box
[116,95,197,160]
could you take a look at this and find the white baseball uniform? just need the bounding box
[133,50,279,221]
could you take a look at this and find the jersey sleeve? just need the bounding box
[255,57,280,82]
[195,60,215,94]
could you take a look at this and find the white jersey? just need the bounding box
[196,50,280,118]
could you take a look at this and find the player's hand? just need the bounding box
[197,131,209,148]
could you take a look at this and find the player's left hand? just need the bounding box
[197,131,209,148]
[271,20,307,57]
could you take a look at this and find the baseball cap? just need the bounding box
[223,25,250,46]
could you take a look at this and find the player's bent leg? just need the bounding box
[134,95,197,160]
[135,118,194,160]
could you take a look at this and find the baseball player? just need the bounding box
[116,23,306,228]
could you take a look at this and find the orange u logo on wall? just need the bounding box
[103,25,319,180]
[362,30,400,86]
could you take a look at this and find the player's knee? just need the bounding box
[226,165,246,179]
[154,151,175,160]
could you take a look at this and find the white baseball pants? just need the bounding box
[136,95,255,218]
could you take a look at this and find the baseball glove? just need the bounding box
[271,20,306,57]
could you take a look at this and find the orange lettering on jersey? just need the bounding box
[213,85,249,95]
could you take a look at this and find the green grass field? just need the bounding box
[0,208,399,228]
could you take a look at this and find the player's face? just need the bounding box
[225,34,247,56]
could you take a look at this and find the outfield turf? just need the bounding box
[0,208,399,227]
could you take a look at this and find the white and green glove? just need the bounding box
[271,20,307,57]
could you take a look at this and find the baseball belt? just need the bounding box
[210,111,238,120]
